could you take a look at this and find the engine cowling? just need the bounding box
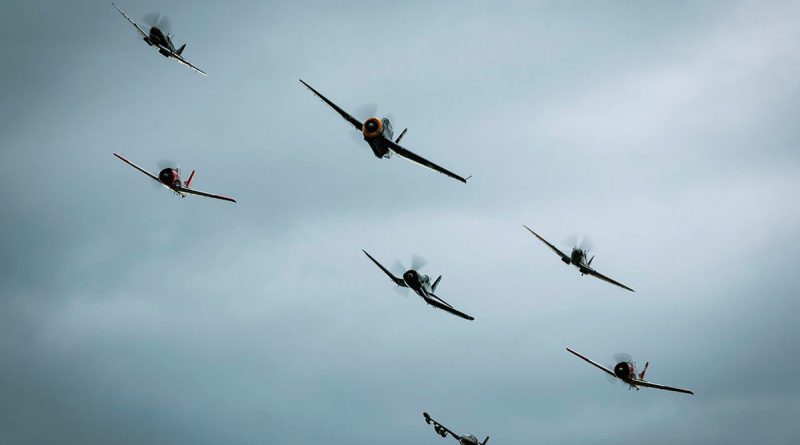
[403,270,420,288]
[614,362,634,380]
[362,117,383,139]
[159,168,180,187]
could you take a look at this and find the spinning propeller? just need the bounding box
[142,12,172,34]
[564,233,594,252]
[348,104,396,146]
[390,254,428,295]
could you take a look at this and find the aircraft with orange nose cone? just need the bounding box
[299,79,470,183]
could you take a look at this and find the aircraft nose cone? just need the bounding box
[614,362,631,379]
[403,270,418,285]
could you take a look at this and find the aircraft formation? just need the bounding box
[109,2,695,441]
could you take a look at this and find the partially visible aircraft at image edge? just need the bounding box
[299,79,471,183]
[567,348,694,395]
[523,225,635,292]
[112,3,207,76]
[362,250,474,321]
[423,412,489,445]
[114,153,236,203]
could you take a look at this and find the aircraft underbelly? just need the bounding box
[367,139,390,158]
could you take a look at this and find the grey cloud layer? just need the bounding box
[1,1,799,444]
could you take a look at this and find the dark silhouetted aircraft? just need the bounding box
[362,250,474,320]
[112,3,206,75]
[523,226,634,292]
[423,412,489,445]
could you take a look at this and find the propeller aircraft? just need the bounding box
[566,348,694,395]
[523,225,634,292]
[362,250,474,320]
[112,3,207,75]
[299,79,470,183]
[114,153,236,203]
[423,412,489,445]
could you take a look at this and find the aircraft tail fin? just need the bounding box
[432,275,442,291]
[395,128,407,143]
[639,362,649,380]
[177,43,186,55]
[184,170,195,188]
[482,436,490,445]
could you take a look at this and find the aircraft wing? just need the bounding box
[362,250,406,287]
[299,79,363,131]
[635,380,694,395]
[523,226,571,263]
[112,3,148,39]
[174,186,236,203]
[114,153,160,183]
[423,412,461,442]
[385,139,469,184]
[421,290,475,321]
[566,348,616,378]
[586,268,635,292]
[155,44,207,76]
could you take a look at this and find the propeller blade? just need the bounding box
[353,103,378,122]
[348,130,364,147]
[579,236,594,253]
[411,254,427,271]
[391,260,406,275]
[157,159,178,170]
[158,15,172,34]
[564,233,578,249]
[613,353,635,365]
[393,286,410,297]
[143,12,171,33]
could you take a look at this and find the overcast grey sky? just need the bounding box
[1,0,799,444]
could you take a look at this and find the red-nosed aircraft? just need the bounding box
[567,348,694,395]
[114,153,236,203]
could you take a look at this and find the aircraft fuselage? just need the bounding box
[144,27,176,55]
[402,269,433,299]
[459,435,480,445]
[614,360,647,389]
[362,117,394,158]
[570,248,594,274]
[158,167,186,197]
